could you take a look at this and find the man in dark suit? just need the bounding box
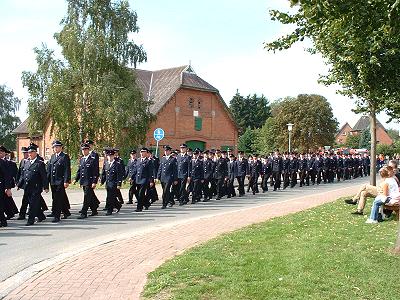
[17,145,49,226]
[146,150,159,204]
[188,148,204,203]
[214,149,228,200]
[272,151,283,191]
[298,153,308,187]
[74,143,99,219]
[47,140,71,223]
[157,145,178,209]
[248,154,261,195]
[227,153,237,198]
[0,145,14,227]
[84,139,101,206]
[236,151,248,196]
[114,149,125,204]
[126,149,138,204]
[101,149,123,215]
[176,144,191,205]
[17,147,30,220]
[1,147,19,219]
[289,153,299,188]
[134,148,154,212]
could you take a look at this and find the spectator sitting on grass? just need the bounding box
[365,165,400,224]
[345,160,400,215]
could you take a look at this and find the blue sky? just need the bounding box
[0,0,396,130]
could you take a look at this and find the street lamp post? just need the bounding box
[287,123,294,153]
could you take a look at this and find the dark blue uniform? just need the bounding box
[272,155,283,191]
[214,157,228,199]
[189,158,204,203]
[157,155,178,208]
[17,158,49,225]
[227,159,238,197]
[202,157,215,201]
[101,160,123,214]
[236,157,248,196]
[126,158,138,204]
[177,153,191,204]
[47,152,71,219]
[0,158,13,226]
[135,157,154,211]
[75,154,99,217]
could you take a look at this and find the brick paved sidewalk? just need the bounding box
[4,185,360,300]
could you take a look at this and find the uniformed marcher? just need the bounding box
[0,145,14,227]
[298,153,308,187]
[188,148,204,203]
[17,145,49,226]
[202,150,214,202]
[227,153,237,197]
[248,154,261,195]
[101,149,123,215]
[176,144,191,205]
[236,151,248,196]
[17,147,30,220]
[1,147,19,219]
[46,140,71,223]
[84,140,101,206]
[114,149,125,204]
[282,153,290,189]
[289,153,299,188]
[272,151,283,191]
[134,148,154,211]
[214,149,228,200]
[125,149,138,204]
[146,150,159,204]
[74,143,99,219]
[157,145,178,209]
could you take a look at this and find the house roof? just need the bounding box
[352,116,386,131]
[12,118,29,134]
[135,65,218,115]
[336,122,352,135]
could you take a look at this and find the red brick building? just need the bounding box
[13,65,239,159]
[335,116,393,146]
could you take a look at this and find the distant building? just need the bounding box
[13,65,239,159]
[335,116,393,146]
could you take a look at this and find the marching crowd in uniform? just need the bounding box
[0,140,371,227]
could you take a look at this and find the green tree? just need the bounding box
[344,134,361,149]
[254,117,278,154]
[229,91,271,133]
[238,127,257,154]
[387,129,400,142]
[265,0,400,187]
[266,94,338,153]
[0,85,20,150]
[22,0,151,157]
[359,129,371,149]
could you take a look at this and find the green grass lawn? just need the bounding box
[142,199,400,300]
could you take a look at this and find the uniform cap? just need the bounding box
[27,145,37,152]
[81,143,90,150]
[21,146,29,153]
[180,143,188,148]
[84,139,94,145]
[130,149,137,154]
[164,145,172,151]
[140,147,149,152]
[52,140,63,147]
[29,142,39,149]
[106,149,116,155]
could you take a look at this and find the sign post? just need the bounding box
[153,128,165,157]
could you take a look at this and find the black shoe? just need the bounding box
[26,220,35,226]
[106,211,112,216]
[52,217,60,223]
[203,198,210,202]
[77,214,87,219]
[89,211,98,216]
[63,211,71,217]
[102,208,108,211]
[168,203,174,207]
[351,211,363,215]
[38,215,46,222]
[144,206,149,210]
[191,200,196,204]
[227,196,231,198]
[179,202,184,206]
[17,215,26,220]
[238,194,244,197]
[161,206,167,209]
[345,199,357,205]
[47,213,54,218]
[127,201,133,204]
[0,220,7,227]
[79,210,83,214]
[216,197,221,200]
[135,209,143,212]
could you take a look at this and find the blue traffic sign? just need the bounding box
[153,128,165,141]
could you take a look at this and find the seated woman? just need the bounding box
[366,165,400,224]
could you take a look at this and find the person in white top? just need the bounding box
[366,165,400,223]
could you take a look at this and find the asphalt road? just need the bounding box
[0,177,367,284]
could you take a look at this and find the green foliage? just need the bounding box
[238,127,257,154]
[358,129,371,149]
[257,94,338,153]
[22,0,151,158]
[377,141,400,157]
[229,91,271,133]
[344,134,361,149]
[143,199,399,299]
[387,129,400,142]
[0,84,20,150]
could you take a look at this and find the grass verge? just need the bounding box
[142,198,400,300]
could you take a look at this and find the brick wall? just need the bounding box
[145,88,238,153]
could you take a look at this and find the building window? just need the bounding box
[194,117,202,131]
[188,97,194,108]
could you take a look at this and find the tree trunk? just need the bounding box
[369,106,377,186]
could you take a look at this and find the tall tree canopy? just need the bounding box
[22,0,151,157]
[265,0,400,186]
[0,85,20,150]
[229,91,271,133]
[256,94,338,153]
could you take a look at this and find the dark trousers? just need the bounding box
[272,171,281,190]
[337,168,343,181]
[299,170,306,186]
[237,176,245,195]
[4,196,19,217]
[192,179,203,202]
[51,184,70,218]
[227,178,236,197]
[210,178,217,196]
[81,186,99,215]
[161,181,174,207]
[283,172,290,189]
[290,171,297,187]
[116,188,124,203]
[262,173,270,192]
[216,178,225,199]
[128,182,138,203]
[147,185,159,203]
[26,191,43,223]
[19,194,47,217]
[250,175,259,194]
[178,178,189,204]
[0,194,6,223]
[106,186,120,213]
[202,179,211,200]
[136,183,150,210]
[308,170,316,185]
